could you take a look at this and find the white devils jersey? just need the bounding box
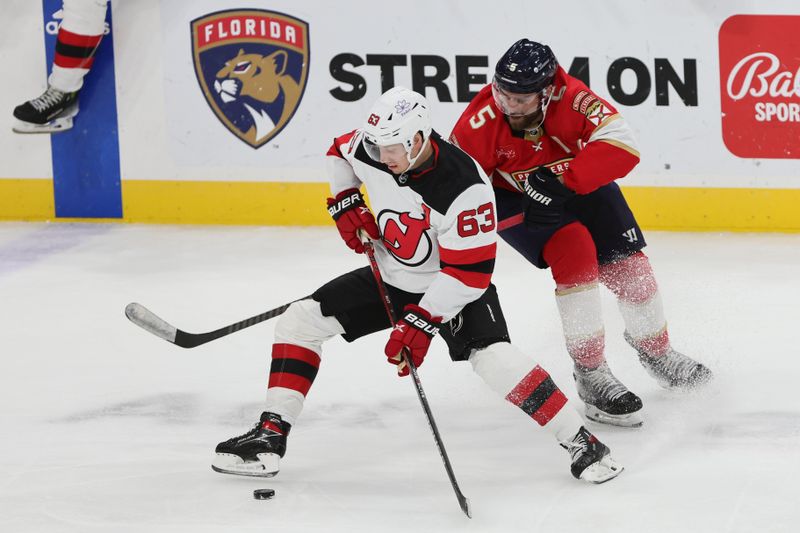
[326,130,498,321]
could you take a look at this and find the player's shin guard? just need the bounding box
[600,252,712,389]
[264,299,344,423]
[600,252,667,354]
[212,342,319,478]
[49,0,109,93]
[555,283,606,369]
[469,343,622,483]
[469,343,581,442]
[212,342,321,478]
[265,343,321,424]
[544,223,607,369]
[213,300,342,477]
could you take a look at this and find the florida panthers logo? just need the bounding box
[191,10,309,148]
[511,157,574,188]
[379,208,432,267]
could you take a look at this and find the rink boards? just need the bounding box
[4,179,800,232]
[1,0,799,231]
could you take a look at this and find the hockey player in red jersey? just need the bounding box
[13,0,108,133]
[450,39,712,428]
[212,87,622,484]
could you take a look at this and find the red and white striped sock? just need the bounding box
[555,283,606,369]
[543,222,607,369]
[600,251,671,357]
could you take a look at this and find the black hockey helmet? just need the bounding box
[494,39,558,94]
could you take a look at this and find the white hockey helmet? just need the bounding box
[362,87,432,167]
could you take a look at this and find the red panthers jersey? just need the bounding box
[450,67,640,196]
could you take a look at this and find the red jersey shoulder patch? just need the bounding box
[571,90,599,116]
[584,100,615,126]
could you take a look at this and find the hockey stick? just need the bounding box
[124,298,308,349]
[362,240,472,519]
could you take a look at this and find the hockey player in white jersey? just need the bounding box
[13,0,108,133]
[211,87,623,484]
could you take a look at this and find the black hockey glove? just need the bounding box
[521,167,575,230]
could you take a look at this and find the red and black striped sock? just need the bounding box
[54,28,103,71]
[267,343,321,399]
[505,365,568,426]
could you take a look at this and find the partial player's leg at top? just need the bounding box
[584,185,714,391]
[13,0,108,133]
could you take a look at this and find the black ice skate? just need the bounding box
[560,426,623,484]
[574,362,643,428]
[625,332,713,390]
[12,86,79,134]
[212,412,290,477]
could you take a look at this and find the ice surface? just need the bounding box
[1,223,798,532]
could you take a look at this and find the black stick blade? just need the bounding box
[460,496,471,518]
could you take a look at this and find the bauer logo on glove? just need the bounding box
[384,304,442,376]
[402,312,441,336]
[327,191,362,219]
[326,188,380,254]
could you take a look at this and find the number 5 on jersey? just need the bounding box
[469,105,497,129]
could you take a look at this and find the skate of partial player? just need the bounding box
[450,39,713,428]
[211,87,623,486]
[13,0,108,133]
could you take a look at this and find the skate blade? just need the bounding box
[579,455,624,484]
[12,116,74,134]
[211,452,280,478]
[585,404,643,428]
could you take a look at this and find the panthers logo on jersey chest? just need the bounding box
[511,157,575,187]
[191,10,310,148]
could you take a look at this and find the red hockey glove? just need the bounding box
[384,304,442,377]
[522,167,575,230]
[327,188,380,253]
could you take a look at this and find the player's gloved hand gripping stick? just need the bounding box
[521,167,575,229]
[384,304,442,376]
[327,188,380,253]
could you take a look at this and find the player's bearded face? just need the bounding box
[492,81,550,130]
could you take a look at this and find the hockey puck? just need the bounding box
[253,488,275,500]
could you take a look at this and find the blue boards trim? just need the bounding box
[43,0,122,218]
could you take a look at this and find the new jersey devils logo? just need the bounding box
[378,209,432,266]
